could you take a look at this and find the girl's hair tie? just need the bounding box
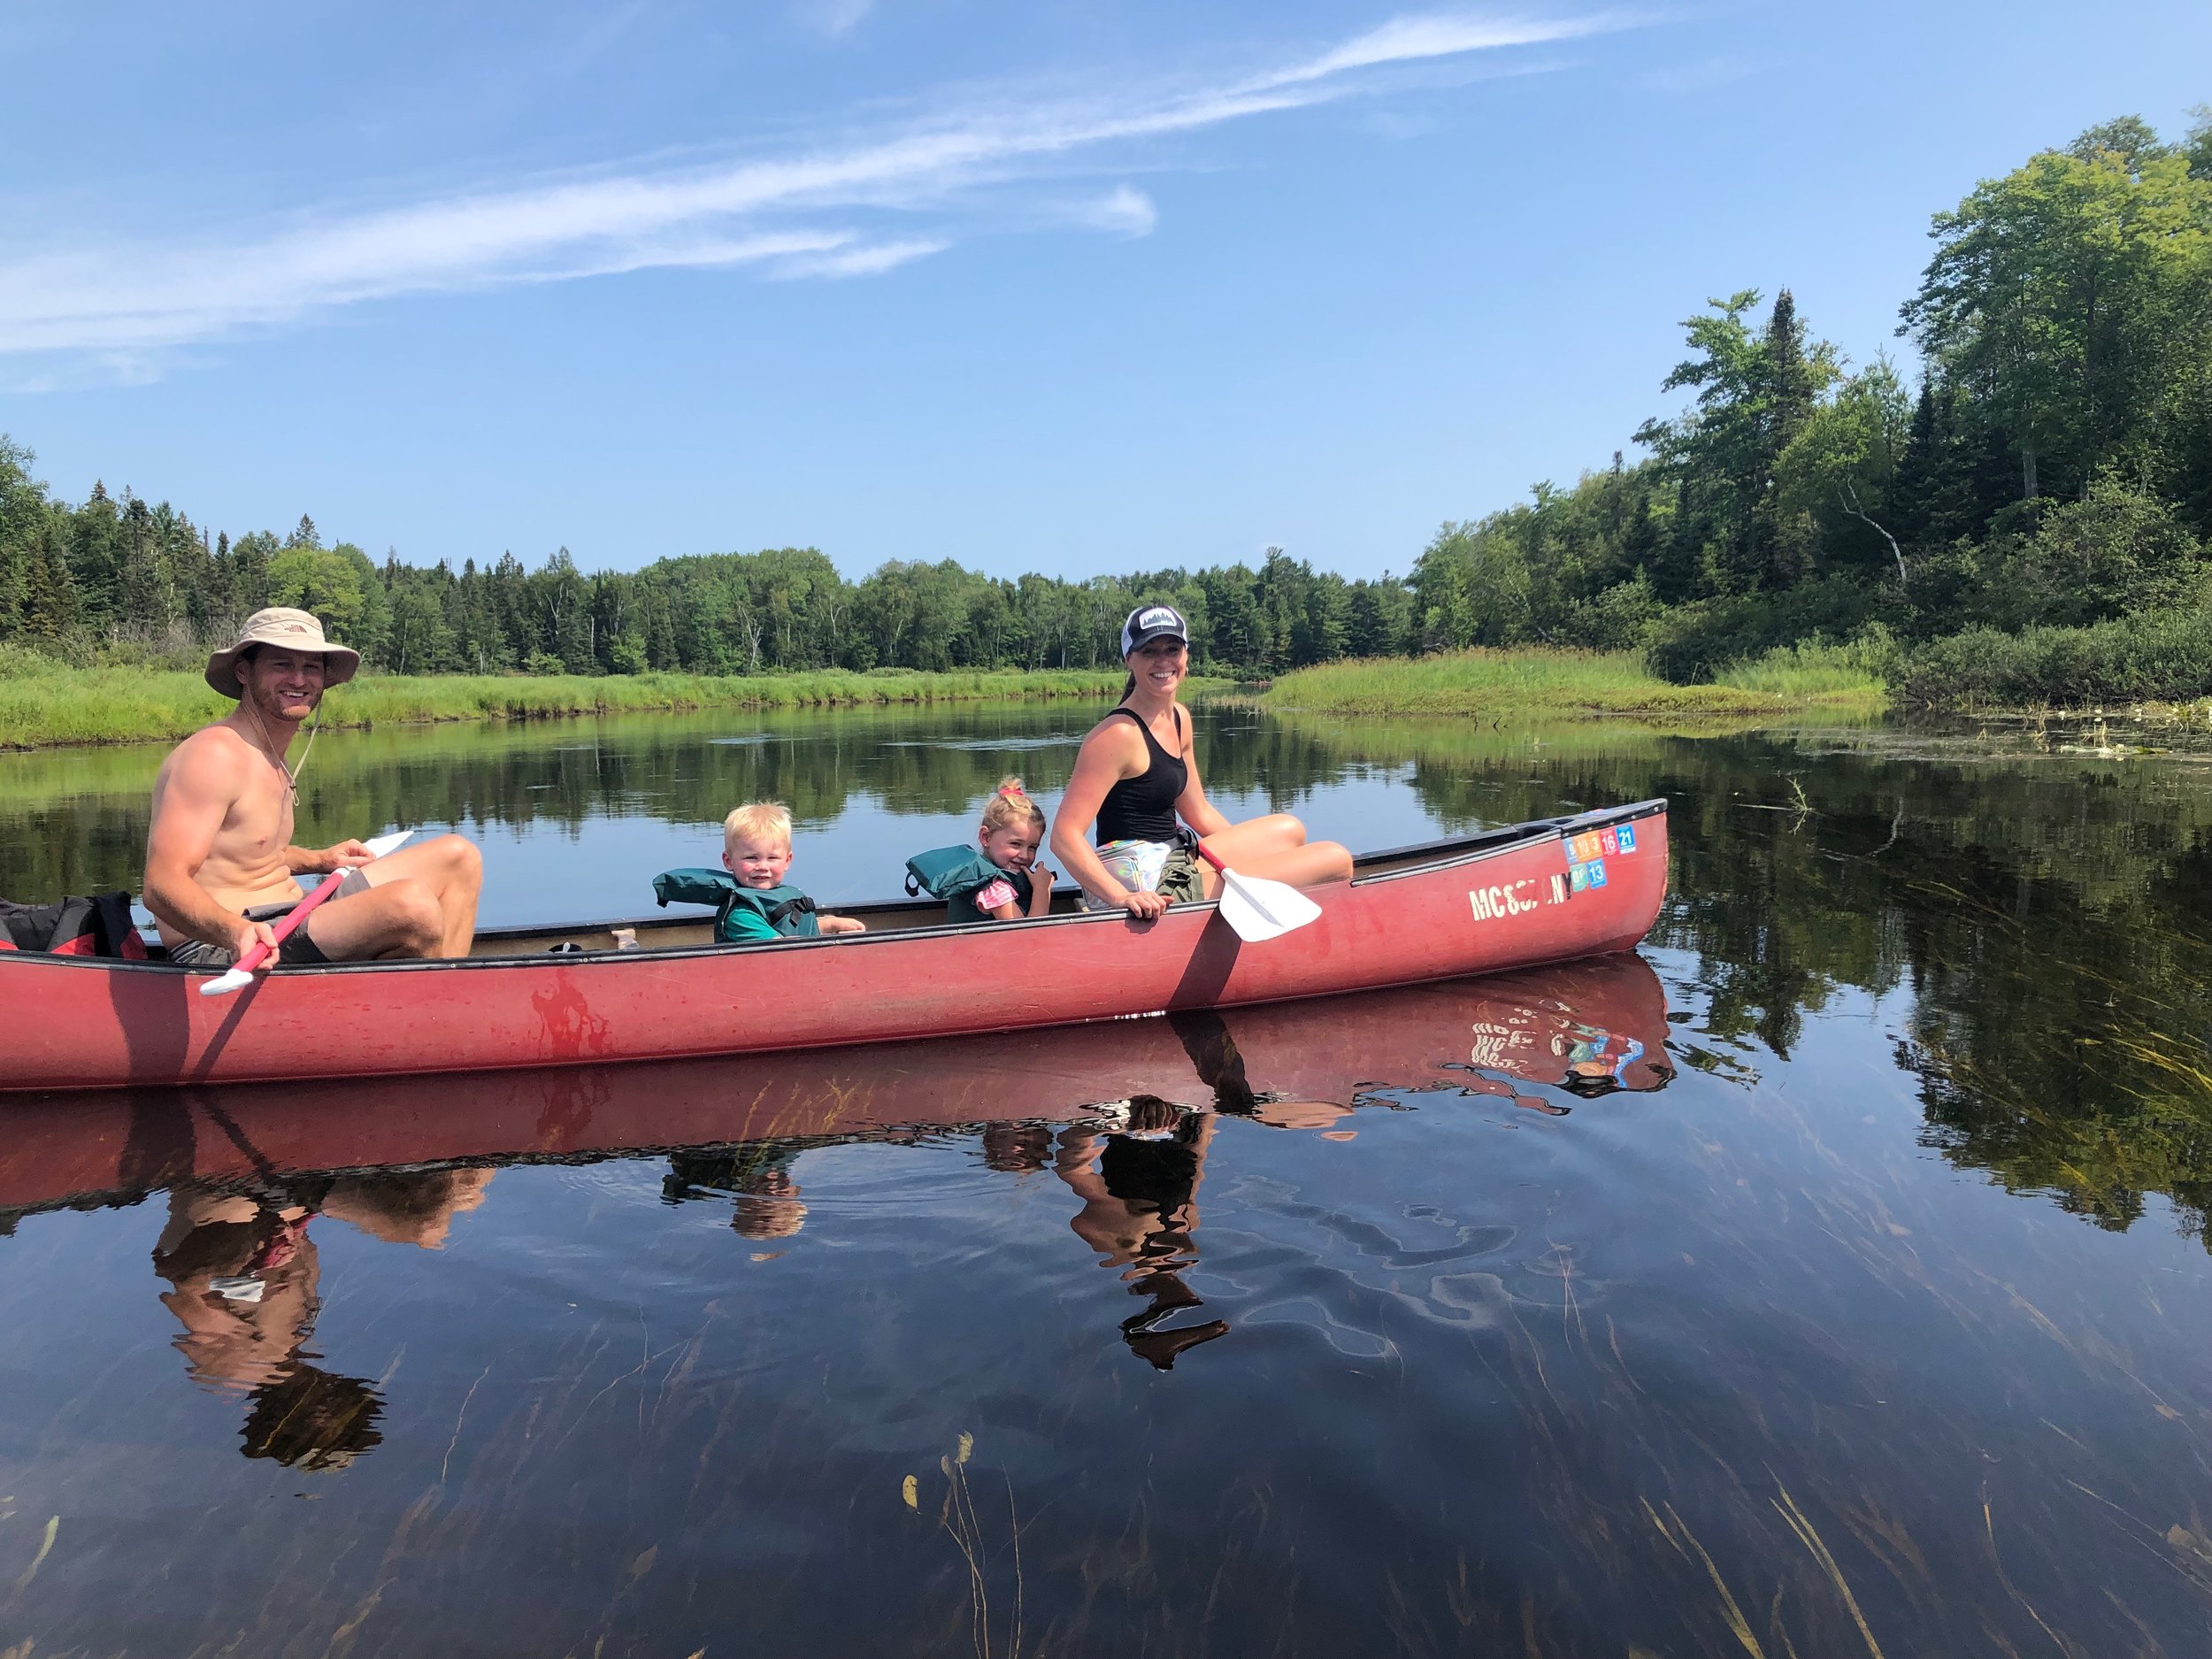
[998,781,1025,797]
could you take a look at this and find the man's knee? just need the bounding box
[426,833,483,887]
[388,881,445,954]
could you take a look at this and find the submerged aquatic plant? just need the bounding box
[903,1432,1025,1659]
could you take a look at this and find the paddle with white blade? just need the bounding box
[197,828,417,997]
[1191,841,1323,943]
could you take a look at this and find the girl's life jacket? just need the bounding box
[652,869,822,942]
[903,846,1040,924]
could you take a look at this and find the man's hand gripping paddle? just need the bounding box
[1192,840,1323,943]
[197,829,416,997]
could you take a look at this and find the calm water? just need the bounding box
[5,703,2212,1656]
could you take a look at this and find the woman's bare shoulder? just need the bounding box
[1078,708,1148,746]
[1071,708,1148,777]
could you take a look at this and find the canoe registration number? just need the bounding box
[1467,875,1566,923]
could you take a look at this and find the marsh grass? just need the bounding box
[1256,649,1798,719]
[1714,637,1893,709]
[0,664,1171,750]
[907,1432,1025,1659]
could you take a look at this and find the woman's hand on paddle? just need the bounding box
[1120,887,1169,922]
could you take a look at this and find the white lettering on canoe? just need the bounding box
[1468,878,1540,922]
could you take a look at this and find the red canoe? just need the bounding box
[0,801,1667,1094]
[0,952,1676,1217]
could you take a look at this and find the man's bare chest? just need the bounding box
[211,774,295,870]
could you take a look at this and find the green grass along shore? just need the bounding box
[0,664,1167,751]
[0,646,1885,750]
[1254,648,1887,719]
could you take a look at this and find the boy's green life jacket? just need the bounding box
[903,845,1038,924]
[652,869,821,942]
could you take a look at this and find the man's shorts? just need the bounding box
[1080,839,1209,911]
[169,868,373,970]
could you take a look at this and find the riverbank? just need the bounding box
[0,664,1174,749]
[1893,609,2212,711]
[1250,648,1886,719]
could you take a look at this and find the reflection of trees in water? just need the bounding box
[1297,714,2212,1247]
[0,704,1381,901]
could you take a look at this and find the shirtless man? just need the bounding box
[143,607,483,972]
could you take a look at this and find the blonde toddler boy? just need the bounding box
[713,802,865,942]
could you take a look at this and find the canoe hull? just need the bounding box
[0,953,1675,1217]
[0,803,1667,1093]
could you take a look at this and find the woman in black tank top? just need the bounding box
[1049,604,1353,921]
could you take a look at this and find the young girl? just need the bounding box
[905,779,1057,923]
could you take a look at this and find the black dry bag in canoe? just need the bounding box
[0,892,150,959]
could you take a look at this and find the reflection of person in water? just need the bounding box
[979,1123,1053,1174]
[665,1143,810,1240]
[1055,1100,1230,1371]
[150,1168,494,1470]
[1044,1010,1367,1371]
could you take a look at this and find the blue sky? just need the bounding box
[4,1,2207,581]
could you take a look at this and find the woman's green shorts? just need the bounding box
[1084,838,1209,910]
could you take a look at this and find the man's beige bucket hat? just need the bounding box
[204,607,362,697]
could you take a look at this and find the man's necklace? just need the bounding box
[242,698,319,795]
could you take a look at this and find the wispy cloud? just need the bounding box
[795,0,877,38]
[1067,186,1158,239]
[0,11,1638,365]
[769,237,949,280]
[1642,54,1756,94]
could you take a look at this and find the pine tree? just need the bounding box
[113,493,175,634]
[230,530,275,614]
[20,518,79,639]
[66,480,121,625]
[1763,289,1816,449]
[1752,288,1820,585]
[1890,377,1942,544]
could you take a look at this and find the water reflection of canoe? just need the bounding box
[0,953,1672,1218]
[4,802,1665,1093]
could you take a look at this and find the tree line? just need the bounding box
[0,472,1418,680]
[3,108,2207,687]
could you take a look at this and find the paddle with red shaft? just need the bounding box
[1191,839,1322,943]
[197,828,416,997]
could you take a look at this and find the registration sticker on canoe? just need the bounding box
[1616,823,1637,854]
[1566,831,1604,863]
[1601,827,1619,856]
